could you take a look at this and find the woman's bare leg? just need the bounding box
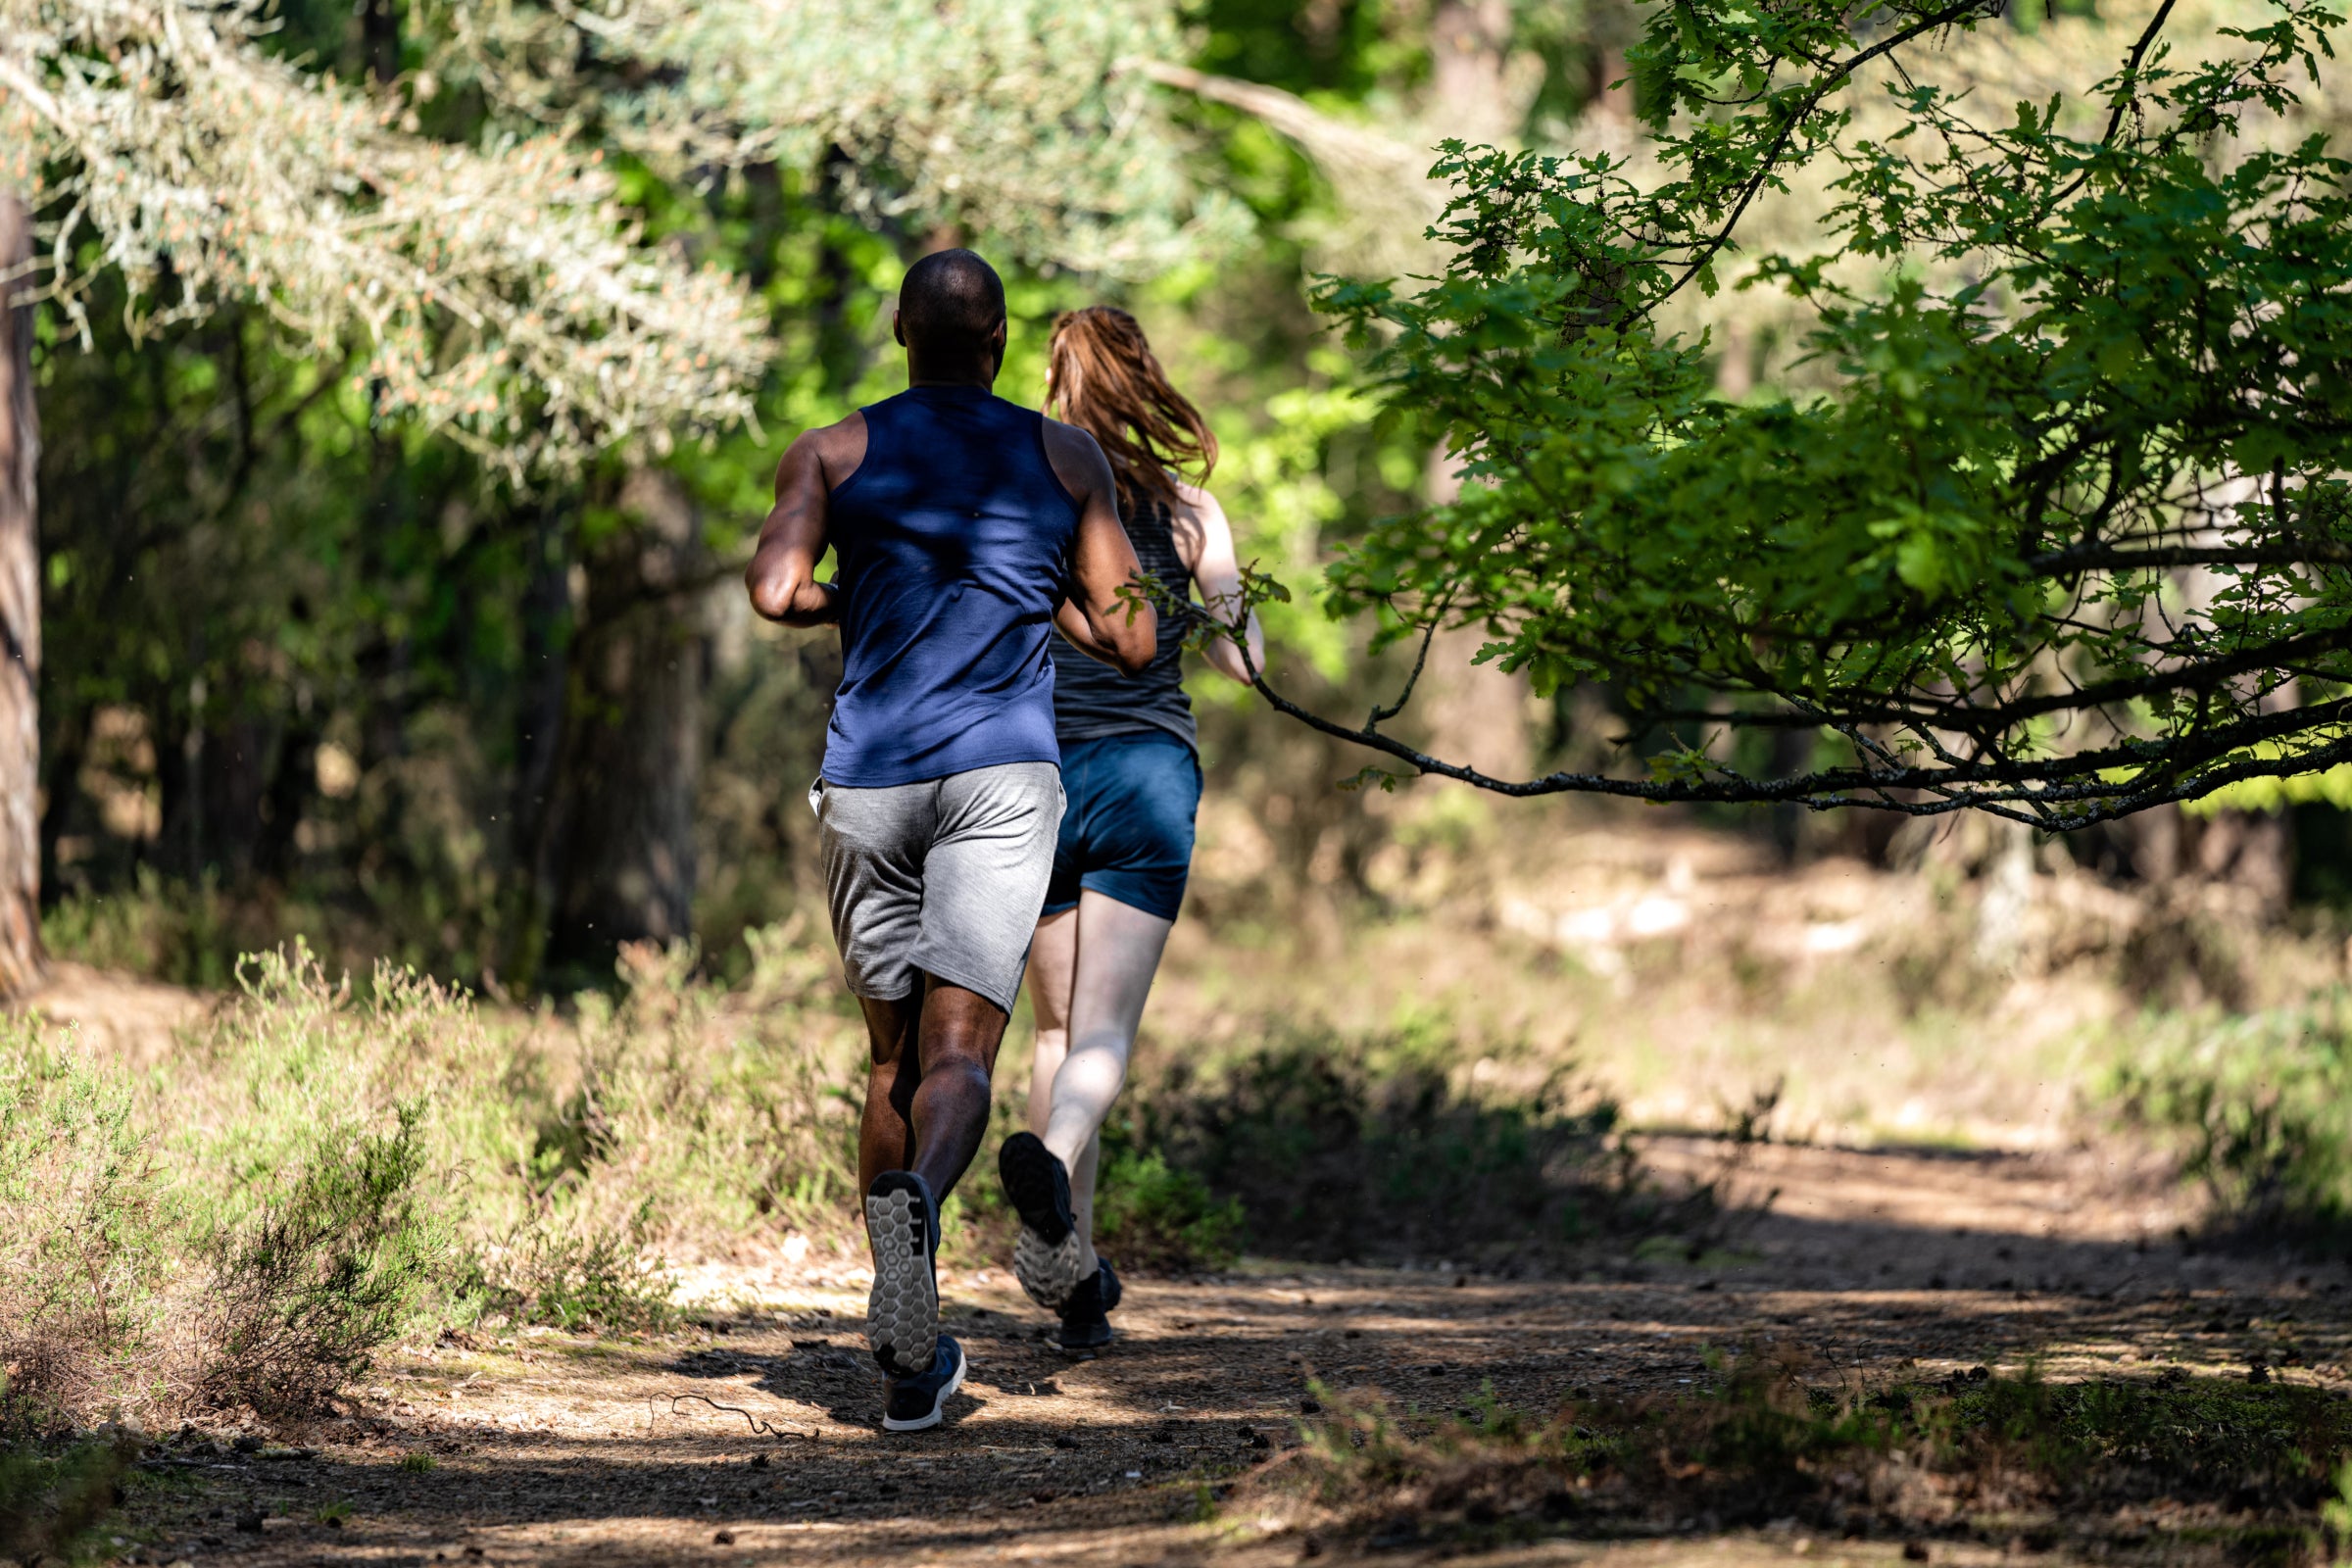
[1041,890,1173,1275]
[1026,907,1078,1142]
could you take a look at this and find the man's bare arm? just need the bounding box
[1043,422,1155,674]
[746,416,864,626]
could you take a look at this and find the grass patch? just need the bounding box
[0,1040,445,1431]
[1237,1356,2352,1562]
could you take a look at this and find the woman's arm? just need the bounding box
[1171,481,1266,686]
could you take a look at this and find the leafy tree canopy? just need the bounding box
[0,0,768,469]
[423,0,1244,279]
[1,0,1241,473]
[1259,0,2352,828]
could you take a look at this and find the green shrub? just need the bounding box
[0,1435,132,1564]
[1130,1030,1634,1263]
[0,919,865,1427]
[0,1033,167,1431]
[41,867,241,990]
[196,1103,445,1413]
[1091,1122,1245,1271]
[466,1203,676,1333]
[2107,995,2352,1244]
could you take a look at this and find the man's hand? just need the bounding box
[1043,422,1155,674]
[746,416,865,626]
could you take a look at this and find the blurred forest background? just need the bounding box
[24,0,2352,1168]
[42,0,2339,988]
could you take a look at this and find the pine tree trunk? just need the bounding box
[0,197,43,997]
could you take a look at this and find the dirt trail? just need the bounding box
[110,1141,2352,1568]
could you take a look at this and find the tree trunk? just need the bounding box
[1420,449,1533,780]
[0,197,43,996]
[539,472,709,980]
[1411,7,1536,782]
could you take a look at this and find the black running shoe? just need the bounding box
[863,1170,940,1377]
[1057,1259,1122,1351]
[882,1334,967,1433]
[999,1132,1087,1312]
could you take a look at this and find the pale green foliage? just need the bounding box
[429,0,1245,278]
[0,923,865,1424]
[2110,996,2352,1240]
[0,1032,167,1397]
[1206,371,1384,684]
[0,1019,444,1427]
[0,0,769,470]
[175,930,862,1322]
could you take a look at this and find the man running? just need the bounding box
[745,248,1155,1432]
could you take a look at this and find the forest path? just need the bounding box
[125,1141,2350,1568]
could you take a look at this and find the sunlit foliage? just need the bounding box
[1278,0,2352,826]
[0,0,769,469]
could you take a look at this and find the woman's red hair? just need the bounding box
[1045,307,1216,511]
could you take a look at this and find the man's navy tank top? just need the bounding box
[821,385,1080,788]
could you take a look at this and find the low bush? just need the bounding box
[1091,1121,1247,1271]
[963,1028,1739,1274]
[0,919,867,1431]
[41,868,245,990]
[0,1036,165,1428]
[196,1104,445,1414]
[0,1028,448,1432]
[1128,1030,1648,1265]
[2107,996,2352,1246]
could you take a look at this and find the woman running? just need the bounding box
[996,306,1265,1349]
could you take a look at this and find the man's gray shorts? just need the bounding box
[809,762,1063,1015]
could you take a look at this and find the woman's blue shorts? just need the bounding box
[1042,731,1202,921]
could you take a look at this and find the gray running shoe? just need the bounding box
[999,1132,1087,1312]
[863,1170,939,1377]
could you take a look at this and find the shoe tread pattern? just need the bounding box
[864,1187,937,1375]
[1012,1222,1088,1313]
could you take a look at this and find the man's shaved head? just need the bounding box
[898,248,1006,360]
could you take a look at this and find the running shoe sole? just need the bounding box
[864,1172,938,1377]
[881,1339,967,1433]
[1014,1225,1088,1314]
[1000,1134,1087,1312]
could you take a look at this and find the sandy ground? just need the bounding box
[108,1138,2351,1568]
